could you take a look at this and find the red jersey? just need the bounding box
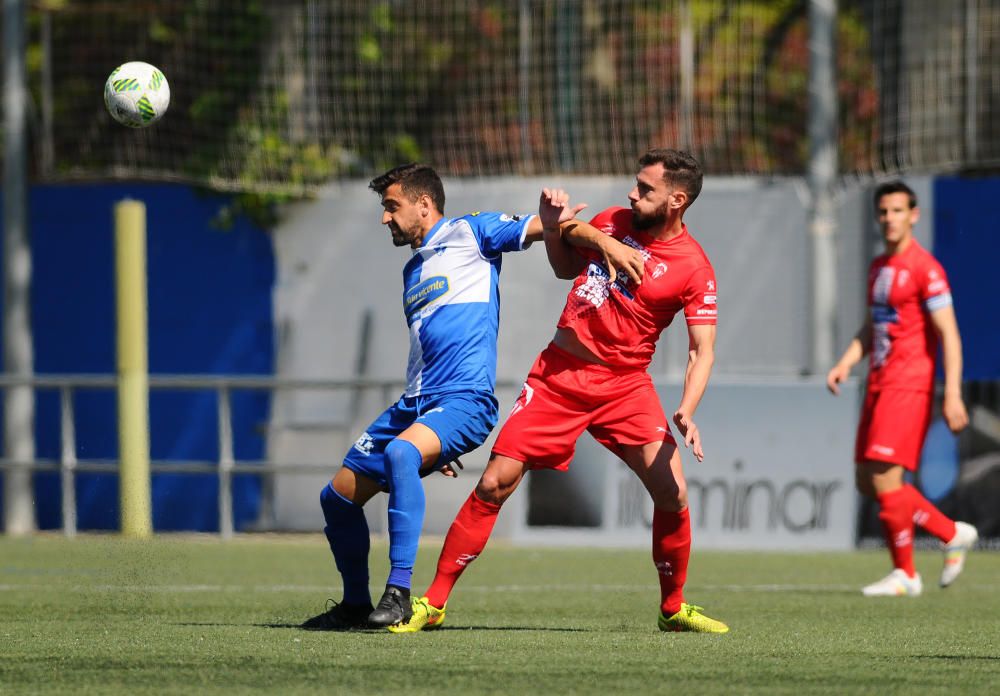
[866,239,952,393]
[555,207,717,369]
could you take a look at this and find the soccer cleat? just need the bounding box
[367,586,413,627]
[300,599,374,631]
[658,603,729,633]
[940,521,978,588]
[861,569,923,597]
[387,596,446,633]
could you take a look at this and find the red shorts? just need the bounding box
[492,343,676,470]
[854,389,932,471]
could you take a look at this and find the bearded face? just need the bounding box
[631,200,669,231]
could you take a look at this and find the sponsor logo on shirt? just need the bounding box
[652,262,668,279]
[575,262,634,307]
[622,236,652,261]
[873,267,895,304]
[499,213,524,222]
[927,279,948,294]
[871,304,899,325]
[404,275,450,319]
[871,444,896,456]
[417,407,445,420]
[704,294,717,305]
[707,279,716,291]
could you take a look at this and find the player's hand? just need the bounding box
[826,363,850,395]
[539,188,587,231]
[438,458,465,478]
[942,393,969,434]
[672,410,704,462]
[597,237,644,286]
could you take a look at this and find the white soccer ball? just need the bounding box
[104,61,170,128]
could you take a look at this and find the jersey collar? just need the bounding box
[418,218,448,250]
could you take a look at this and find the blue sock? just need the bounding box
[383,439,425,590]
[320,482,371,606]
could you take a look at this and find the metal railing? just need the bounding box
[0,373,425,539]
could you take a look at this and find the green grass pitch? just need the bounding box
[1,535,998,695]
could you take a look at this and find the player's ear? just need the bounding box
[670,189,689,211]
[419,193,433,217]
[910,206,920,225]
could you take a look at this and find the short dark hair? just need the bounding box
[639,148,703,206]
[369,163,445,214]
[873,180,917,209]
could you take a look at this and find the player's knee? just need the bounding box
[669,482,688,510]
[475,471,514,505]
[384,439,421,477]
[320,481,357,522]
[854,467,876,498]
[651,481,686,511]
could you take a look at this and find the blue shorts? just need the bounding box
[342,390,499,488]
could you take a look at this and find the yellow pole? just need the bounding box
[115,200,152,539]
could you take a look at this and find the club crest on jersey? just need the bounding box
[353,432,375,456]
[509,383,534,418]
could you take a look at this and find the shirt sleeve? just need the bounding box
[921,257,953,313]
[464,211,535,256]
[683,264,718,325]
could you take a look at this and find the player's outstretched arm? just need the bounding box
[673,323,716,462]
[537,188,589,279]
[557,219,645,285]
[929,304,969,433]
[827,318,871,395]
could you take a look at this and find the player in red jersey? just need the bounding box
[391,149,728,633]
[827,180,978,597]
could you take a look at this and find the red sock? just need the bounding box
[903,484,956,543]
[653,507,691,616]
[876,488,916,577]
[424,491,501,609]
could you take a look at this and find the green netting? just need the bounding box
[18,0,1000,194]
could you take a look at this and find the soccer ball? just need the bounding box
[104,61,170,128]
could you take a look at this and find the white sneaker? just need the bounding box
[862,569,923,597]
[940,521,978,588]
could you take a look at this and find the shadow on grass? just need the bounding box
[173,622,585,633]
[911,654,1000,661]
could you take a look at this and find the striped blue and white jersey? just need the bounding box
[402,211,534,397]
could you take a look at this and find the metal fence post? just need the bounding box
[218,385,234,539]
[60,385,77,538]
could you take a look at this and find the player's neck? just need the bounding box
[647,217,685,242]
[413,213,445,248]
[885,233,913,256]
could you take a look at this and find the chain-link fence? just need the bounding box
[18,0,1000,194]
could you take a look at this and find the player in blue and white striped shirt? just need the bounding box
[302,163,583,630]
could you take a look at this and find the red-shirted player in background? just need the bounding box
[391,149,728,633]
[827,180,977,597]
